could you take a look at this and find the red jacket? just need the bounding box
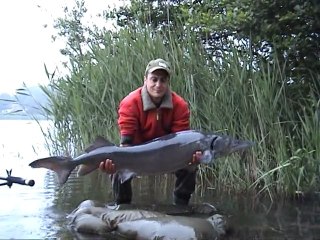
[118,86,190,144]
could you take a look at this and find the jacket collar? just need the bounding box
[141,85,173,111]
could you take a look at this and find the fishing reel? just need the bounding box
[0,169,35,188]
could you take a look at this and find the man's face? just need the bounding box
[144,69,169,100]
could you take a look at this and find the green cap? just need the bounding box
[145,58,171,76]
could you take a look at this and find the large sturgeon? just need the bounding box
[29,130,253,185]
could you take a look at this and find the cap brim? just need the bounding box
[148,67,170,75]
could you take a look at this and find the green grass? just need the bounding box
[40,24,320,201]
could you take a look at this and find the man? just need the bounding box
[99,58,202,205]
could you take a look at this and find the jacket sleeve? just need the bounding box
[171,99,190,133]
[117,98,139,140]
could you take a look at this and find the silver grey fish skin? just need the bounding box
[29,130,254,185]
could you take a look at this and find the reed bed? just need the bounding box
[41,25,319,200]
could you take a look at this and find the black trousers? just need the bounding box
[111,168,197,205]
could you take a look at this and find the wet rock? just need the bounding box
[68,199,226,239]
[100,209,166,225]
[72,213,112,236]
[116,214,226,240]
[108,202,217,216]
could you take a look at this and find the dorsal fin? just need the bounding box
[85,136,115,152]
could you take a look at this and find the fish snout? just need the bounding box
[213,136,254,157]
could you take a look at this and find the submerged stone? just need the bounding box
[68,199,226,240]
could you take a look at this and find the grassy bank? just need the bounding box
[42,25,319,200]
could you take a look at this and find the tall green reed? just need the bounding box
[42,25,319,199]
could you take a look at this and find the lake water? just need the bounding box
[0,120,320,239]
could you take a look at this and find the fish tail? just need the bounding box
[29,156,75,185]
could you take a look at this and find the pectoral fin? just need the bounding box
[117,169,137,183]
[199,150,214,164]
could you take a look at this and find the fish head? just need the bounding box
[200,134,254,163]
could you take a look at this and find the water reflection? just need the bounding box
[1,120,320,239]
[200,191,320,239]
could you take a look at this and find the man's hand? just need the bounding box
[99,143,130,174]
[99,159,116,174]
[190,151,202,165]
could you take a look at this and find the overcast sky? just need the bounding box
[0,0,123,94]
